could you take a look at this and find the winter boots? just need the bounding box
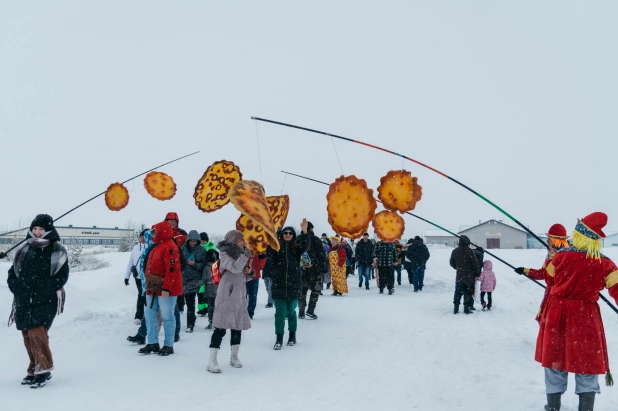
[359,281,363,288]
[29,372,51,389]
[207,348,221,373]
[206,322,213,330]
[287,332,297,346]
[159,346,174,356]
[298,306,305,320]
[464,306,473,315]
[366,284,370,290]
[21,375,36,386]
[305,311,318,320]
[230,345,242,368]
[274,333,284,350]
[388,289,395,295]
[127,334,146,345]
[138,343,160,354]
[186,326,194,333]
[578,392,595,411]
[265,303,273,308]
[545,393,561,410]
[453,304,459,314]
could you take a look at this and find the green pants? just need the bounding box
[274,298,298,334]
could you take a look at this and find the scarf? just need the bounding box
[218,241,242,260]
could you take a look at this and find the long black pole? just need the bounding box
[0,151,200,256]
[253,116,549,249]
[280,170,618,315]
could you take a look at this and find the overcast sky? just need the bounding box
[1,1,616,240]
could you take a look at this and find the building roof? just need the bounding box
[424,229,456,238]
[458,219,528,235]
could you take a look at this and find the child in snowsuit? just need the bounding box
[478,260,496,311]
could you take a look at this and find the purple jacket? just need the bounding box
[479,260,496,292]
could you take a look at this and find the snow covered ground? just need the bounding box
[2,248,618,410]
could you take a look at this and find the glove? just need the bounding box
[514,267,525,275]
[0,251,6,259]
[125,278,130,286]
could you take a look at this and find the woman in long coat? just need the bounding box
[328,237,348,296]
[208,230,254,374]
[7,214,69,389]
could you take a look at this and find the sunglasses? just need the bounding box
[283,231,293,235]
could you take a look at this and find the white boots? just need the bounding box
[230,345,243,368]
[208,346,243,373]
[207,348,221,373]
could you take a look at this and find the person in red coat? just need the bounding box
[534,212,618,411]
[515,224,570,322]
[165,212,188,248]
[139,221,183,357]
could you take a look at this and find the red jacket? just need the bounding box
[165,212,187,248]
[525,253,556,322]
[535,250,618,374]
[251,254,267,280]
[145,221,183,297]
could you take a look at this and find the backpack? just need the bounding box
[212,260,222,285]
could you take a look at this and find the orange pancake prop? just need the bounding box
[105,183,130,211]
[236,195,290,255]
[326,175,377,238]
[372,210,405,242]
[144,171,177,201]
[194,160,243,213]
[377,170,423,214]
[229,180,280,251]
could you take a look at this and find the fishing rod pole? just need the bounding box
[0,151,200,257]
[281,170,618,315]
[280,170,544,288]
[253,116,550,250]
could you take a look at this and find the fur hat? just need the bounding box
[30,214,54,232]
[224,230,244,245]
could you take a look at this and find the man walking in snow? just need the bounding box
[355,233,374,290]
[449,235,479,314]
[374,240,398,295]
[406,236,430,292]
[124,229,147,323]
[298,222,327,320]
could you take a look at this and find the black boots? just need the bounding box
[159,346,174,356]
[298,306,305,319]
[453,304,459,314]
[127,335,146,345]
[545,393,561,411]
[29,372,52,389]
[138,343,160,354]
[578,392,595,411]
[305,312,318,320]
[274,333,284,350]
[287,332,296,346]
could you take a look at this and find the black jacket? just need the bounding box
[267,229,310,300]
[7,230,69,331]
[306,233,328,275]
[473,248,484,274]
[405,240,430,268]
[449,236,479,284]
[180,243,207,294]
[355,239,375,265]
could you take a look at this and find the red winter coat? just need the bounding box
[525,253,556,322]
[535,250,618,374]
[145,221,183,297]
[251,254,267,280]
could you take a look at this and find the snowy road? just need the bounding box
[1,248,618,410]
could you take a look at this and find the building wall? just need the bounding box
[460,221,528,249]
[603,234,618,248]
[425,236,458,247]
[0,226,135,247]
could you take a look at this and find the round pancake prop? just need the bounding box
[144,171,177,201]
[105,183,130,211]
[377,170,423,214]
[372,210,405,242]
[326,175,377,238]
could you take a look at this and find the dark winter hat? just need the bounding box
[307,221,314,231]
[200,232,209,242]
[414,236,422,241]
[139,229,148,237]
[363,232,369,237]
[321,233,327,237]
[30,214,54,232]
[281,226,297,239]
[459,235,471,247]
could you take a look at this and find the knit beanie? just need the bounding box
[200,232,209,242]
[30,214,54,232]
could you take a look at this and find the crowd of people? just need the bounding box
[5,210,618,410]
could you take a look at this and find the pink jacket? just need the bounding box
[479,260,496,292]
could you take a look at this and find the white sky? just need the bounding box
[1,1,616,239]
